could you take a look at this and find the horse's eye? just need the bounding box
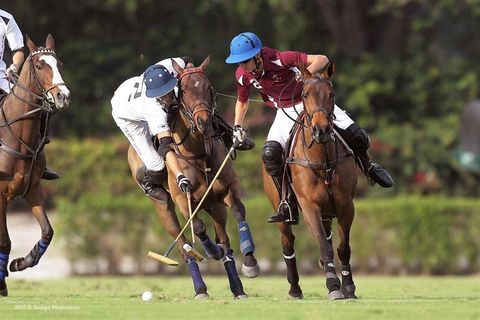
[36,64,42,70]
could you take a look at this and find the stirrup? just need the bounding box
[267,201,298,225]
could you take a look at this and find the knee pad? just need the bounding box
[262,141,284,176]
[346,124,370,150]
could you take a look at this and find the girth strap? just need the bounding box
[0,141,34,160]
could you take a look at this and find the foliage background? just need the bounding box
[2,0,480,274]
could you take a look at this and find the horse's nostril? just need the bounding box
[57,92,64,101]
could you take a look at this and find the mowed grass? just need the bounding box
[1,276,479,320]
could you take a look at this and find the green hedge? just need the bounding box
[46,138,480,275]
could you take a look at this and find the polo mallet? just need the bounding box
[187,191,195,245]
[148,146,235,266]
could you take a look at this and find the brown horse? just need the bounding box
[263,61,358,300]
[128,57,259,299]
[0,35,70,296]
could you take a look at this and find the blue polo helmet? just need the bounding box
[143,65,178,98]
[225,32,262,64]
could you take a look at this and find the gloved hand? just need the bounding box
[233,125,247,147]
[6,64,19,77]
[176,173,192,193]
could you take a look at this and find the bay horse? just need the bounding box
[128,57,259,299]
[0,34,70,296]
[263,61,358,300]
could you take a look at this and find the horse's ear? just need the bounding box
[199,56,210,71]
[298,63,312,80]
[26,35,37,53]
[321,61,336,80]
[171,58,184,76]
[45,34,55,50]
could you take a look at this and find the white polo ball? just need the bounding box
[141,290,153,301]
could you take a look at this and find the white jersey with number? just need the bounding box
[110,57,185,171]
[0,9,24,93]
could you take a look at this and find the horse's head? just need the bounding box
[25,34,70,111]
[299,61,336,144]
[172,56,214,134]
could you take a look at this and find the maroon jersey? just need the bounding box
[235,47,308,108]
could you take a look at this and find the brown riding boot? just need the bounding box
[135,166,169,202]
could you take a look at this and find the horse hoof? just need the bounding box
[9,258,24,272]
[241,263,260,278]
[0,281,7,297]
[342,284,357,299]
[288,293,304,299]
[327,290,345,301]
[194,293,209,300]
[234,294,248,300]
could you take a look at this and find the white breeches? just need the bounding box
[0,76,11,93]
[114,118,165,171]
[267,101,354,147]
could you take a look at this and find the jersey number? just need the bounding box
[128,82,143,101]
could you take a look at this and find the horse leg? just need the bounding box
[0,194,10,297]
[223,184,259,278]
[10,184,53,272]
[301,202,343,300]
[207,204,247,299]
[337,203,357,299]
[151,199,208,299]
[279,223,303,299]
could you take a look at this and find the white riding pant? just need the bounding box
[0,76,11,93]
[267,101,355,147]
[114,117,166,172]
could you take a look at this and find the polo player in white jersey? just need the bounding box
[111,58,193,201]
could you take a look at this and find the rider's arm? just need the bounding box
[156,130,183,175]
[234,99,249,127]
[306,54,329,74]
[11,49,25,70]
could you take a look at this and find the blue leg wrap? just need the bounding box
[238,221,255,256]
[187,258,207,294]
[0,253,9,280]
[200,237,223,260]
[223,250,244,296]
[32,239,49,266]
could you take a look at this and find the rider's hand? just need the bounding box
[233,125,247,146]
[176,173,192,193]
[6,64,19,77]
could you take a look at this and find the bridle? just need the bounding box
[301,76,336,131]
[8,48,66,114]
[177,67,216,133]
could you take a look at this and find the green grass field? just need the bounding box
[1,276,479,319]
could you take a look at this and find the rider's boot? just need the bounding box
[40,142,60,178]
[344,123,394,188]
[135,166,169,203]
[262,141,299,225]
[42,167,60,180]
